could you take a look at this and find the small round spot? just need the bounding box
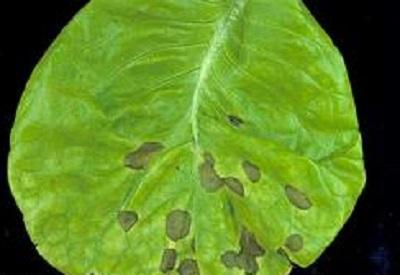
[166,209,191,242]
[159,248,177,273]
[284,185,312,210]
[285,234,303,252]
[242,160,261,183]
[178,259,200,275]
[117,210,138,232]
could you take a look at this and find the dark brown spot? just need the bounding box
[284,234,303,252]
[124,142,164,170]
[191,238,196,252]
[159,248,177,273]
[199,153,224,192]
[284,185,312,210]
[166,209,191,241]
[228,115,244,127]
[242,160,261,183]
[224,177,245,197]
[178,259,200,275]
[221,251,239,268]
[117,210,138,232]
[236,252,259,273]
[240,228,265,257]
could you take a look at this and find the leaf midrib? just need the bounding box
[188,0,247,156]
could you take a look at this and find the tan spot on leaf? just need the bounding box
[285,185,312,210]
[178,259,200,275]
[224,177,245,197]
[285,234,303,252]
[117,210,138,232]
[159,248,177,273]
[242,160,261,183]
[199,153,224,192]
[221,251,239,268]
[124,142,164,170]
[236,252,259,273]
[166,209,191,242]
[240,228,265,257]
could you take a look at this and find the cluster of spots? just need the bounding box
[221,228,265,273]
[227,114,244,127]
[124,142,164,170]
[284,185,312,210]
[198,153,245,197]
[117,210,138,232]
[160,209,200,274]
[242,160,261,183]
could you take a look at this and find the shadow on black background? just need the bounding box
[0,0,388,274]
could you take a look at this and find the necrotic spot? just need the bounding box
[285,234,303,252]
[240,228,265,257]
[124,142,164,170]
[236,252,259,273]
[159,248,177,273]
[224,177,244,197]
[221,251,239,268]
[166,209,191,241]
[242,160,261,183]
[178,259,200,275]
[199,153,224,192]
[284,185,312,210]
[228,115,244,127]
[117,210,138,232]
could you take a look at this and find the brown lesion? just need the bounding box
[284,185,312,210]
[159,248,177,273]
[227,114,244,127]
[199,152,246,197]
[223,177,244,197]
[124,142,164,170]
[117,210,138,232]
[220,227,265,273]
[198,153,224,192]
[284,234,303,252]
[166,209,192,242]
[178,259,200,275]
[242,160,261,183]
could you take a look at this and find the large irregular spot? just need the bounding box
[220,228,265,273]
[198,153,224,192]
[166,209,192,242]
[124,142,164,170]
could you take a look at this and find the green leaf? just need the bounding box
[8,0,365,274]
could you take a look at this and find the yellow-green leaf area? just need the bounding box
[8,0,365,274]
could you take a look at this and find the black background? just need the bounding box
[0,0,389,274]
